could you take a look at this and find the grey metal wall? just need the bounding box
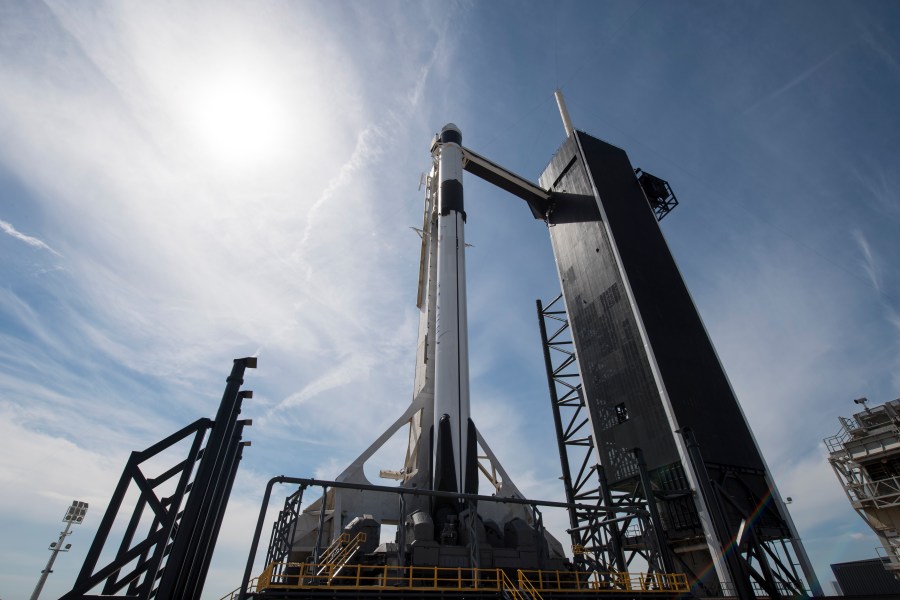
[539,131,763,487]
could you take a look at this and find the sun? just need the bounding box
[184,70,290,169]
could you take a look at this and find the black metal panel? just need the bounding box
[539,132,765,486]
[539,136,677,486]
[537,132,818,598]
[831,558,900,596]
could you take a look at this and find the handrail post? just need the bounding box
[239,476,282,600]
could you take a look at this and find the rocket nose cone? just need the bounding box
[440,124,462,145]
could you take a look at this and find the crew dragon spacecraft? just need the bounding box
[287,122,568,570]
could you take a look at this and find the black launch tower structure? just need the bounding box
[536,130,821,597]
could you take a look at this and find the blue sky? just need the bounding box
[1,1,899,597]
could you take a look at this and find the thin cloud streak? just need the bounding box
[852,228,882,294]
[0,218,62,256]
[743,47,843,115]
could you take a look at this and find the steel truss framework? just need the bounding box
[537,295,814,598]
[61,357,256,600]
[682,437,811,598]
[634,169,678,221]
[826,410,900,574]
[536,295,671,584]
[267,487,305,567]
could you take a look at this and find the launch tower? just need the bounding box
[253,100,821,599]
[536,124,821,598]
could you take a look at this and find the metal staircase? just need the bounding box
[499,570,544,600]
[307,532,367,583]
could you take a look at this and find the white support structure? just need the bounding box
[826,398,900,576]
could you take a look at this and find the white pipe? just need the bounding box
[554,89,574,138]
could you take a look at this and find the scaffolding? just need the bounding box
[826,397,900,577]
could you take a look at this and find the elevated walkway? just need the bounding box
[225,564,689,600]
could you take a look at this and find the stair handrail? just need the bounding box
[516,570,544,600]
[324,532,367,581]
[498,570,523,600]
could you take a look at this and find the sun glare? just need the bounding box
[185,71,290,169]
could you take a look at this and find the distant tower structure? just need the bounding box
[826,397,900,577]
[536,105,822,598]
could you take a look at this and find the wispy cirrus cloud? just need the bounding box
[852,228,882,294]
[0,218,62,256]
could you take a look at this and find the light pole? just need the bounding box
[30,500,88,600]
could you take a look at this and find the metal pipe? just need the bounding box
[312,485,329,564]
[240,477,281,600]
[554,89,575,138]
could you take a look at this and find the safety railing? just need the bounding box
[517,570,544,600]
[218,577,258,600]
[824,417,858,454]
[499,569,523,600]
[255,563,689,594]
[309,532,367,581]
[517,569,688,593]
[316,533,350,568]
[846,475,900,508]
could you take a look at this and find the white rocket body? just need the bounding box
[432,124,473,495]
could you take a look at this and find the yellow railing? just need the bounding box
[517,570,545,600]
[327,532,366,574]
[217,577,258,600]
[316,533,351,568]
[517,568,689,593]
[255,563,689,594]
[314,533,350,562]
[499,569,523,600]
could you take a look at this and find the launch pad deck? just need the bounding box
[230,564,691,600]
[241,590,694,600]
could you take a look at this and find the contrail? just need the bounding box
[744,48,842,114]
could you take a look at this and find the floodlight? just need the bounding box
[63,500,89,523]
